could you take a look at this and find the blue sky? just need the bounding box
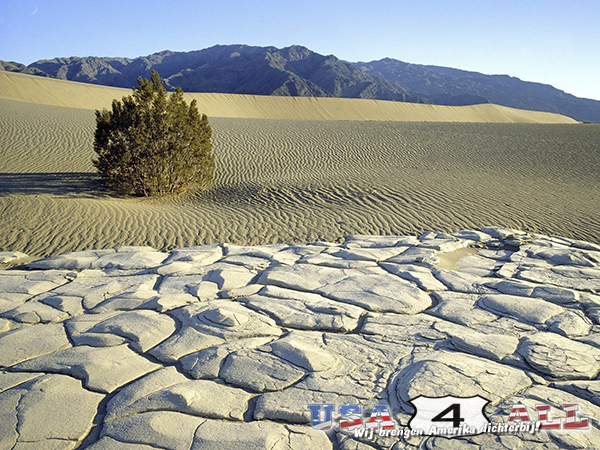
[1,0,599,100]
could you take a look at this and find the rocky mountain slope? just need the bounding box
[354,58,600,123]
[5,45,425,103]
[2,44,600,122]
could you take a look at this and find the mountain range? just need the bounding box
[2,44,599,122]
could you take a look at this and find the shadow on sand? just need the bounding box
[0,172,114,198]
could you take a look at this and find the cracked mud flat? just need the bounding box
[1,226,600,449]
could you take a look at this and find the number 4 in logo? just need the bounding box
[408,395,490,437]
[432,403,465,428]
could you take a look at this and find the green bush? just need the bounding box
[93,70,214,196]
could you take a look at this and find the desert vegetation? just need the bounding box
[93,70,214,196]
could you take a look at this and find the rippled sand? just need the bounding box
[1,93,599,258]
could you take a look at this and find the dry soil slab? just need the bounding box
[1,227,600,449]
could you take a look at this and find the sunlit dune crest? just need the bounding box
[0,71,577,123]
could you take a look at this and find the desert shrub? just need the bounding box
[93,70,214,196]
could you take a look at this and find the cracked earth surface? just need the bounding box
[1,226,600,449]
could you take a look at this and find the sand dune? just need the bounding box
[1,80,599,259]
[1,71,598,259]
[0,71,577,123]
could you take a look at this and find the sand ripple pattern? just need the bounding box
[1,98,600,257]
[0,99,95,173]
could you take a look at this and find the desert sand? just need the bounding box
[1,71,599,262]
[1,228,600,449]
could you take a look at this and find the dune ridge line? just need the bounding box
[0,71,577,123]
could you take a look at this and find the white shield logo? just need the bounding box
[408,395,490,437]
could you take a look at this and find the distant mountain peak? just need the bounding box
[151,50,176,57]
[277,45,314,60]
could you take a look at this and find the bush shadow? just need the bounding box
[0,172,116,198]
